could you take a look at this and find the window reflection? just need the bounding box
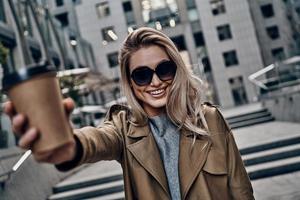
[0,0,6,22]
[140,0,179,29]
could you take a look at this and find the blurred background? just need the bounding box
[0,0,300,199]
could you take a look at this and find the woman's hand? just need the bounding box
[3,98,77,164]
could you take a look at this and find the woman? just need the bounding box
[4,27,254,199]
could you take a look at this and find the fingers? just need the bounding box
[3,101,16,119]
[18,128,39,149]
[12,114,28,136]
[63,98,75,116]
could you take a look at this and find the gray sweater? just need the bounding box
[149,114,181,200]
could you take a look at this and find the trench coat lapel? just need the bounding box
[127,123,170,196]
[179,132,212,200]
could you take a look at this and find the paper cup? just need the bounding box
[2,62,73,153]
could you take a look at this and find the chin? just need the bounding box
[149,99,167,108]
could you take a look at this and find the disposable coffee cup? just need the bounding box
[2,61,73,153]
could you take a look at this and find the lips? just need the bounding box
[150,89,164,95]
[147,87,167,98]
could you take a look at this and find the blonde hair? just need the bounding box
[119,27,208,136]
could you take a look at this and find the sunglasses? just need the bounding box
[130,60,177,86]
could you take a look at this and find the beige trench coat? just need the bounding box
[58,103,254,200]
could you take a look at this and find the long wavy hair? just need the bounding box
[119,27,208,136]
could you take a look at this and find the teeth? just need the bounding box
[150,89,164,95]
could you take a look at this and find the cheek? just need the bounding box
[131,84,145,99]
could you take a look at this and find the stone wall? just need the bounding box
[262,86,300,123]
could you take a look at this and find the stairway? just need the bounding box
[241,136,300,180]
[227,108,274,129]
[48,170,124,200]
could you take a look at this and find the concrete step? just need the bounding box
[48,180,124,200]
[53,170,123,193]
[85,191,125,200]
[226,108,268,122]
[230,115,274,129]
[239,136,300,155]
[227,110,271,125]
[246,156,300,180]
[243,143,300,166]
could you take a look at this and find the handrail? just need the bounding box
[248,56,300,92]
[0,150,32,188]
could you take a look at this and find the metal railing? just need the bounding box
[248,56,300,95]
[0,150,31,189]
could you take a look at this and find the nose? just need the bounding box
[150,73,162,87]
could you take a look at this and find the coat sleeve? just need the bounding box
[216,108,255,200]
[56,105,126,171]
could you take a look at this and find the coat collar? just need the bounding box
[126,123,170,197]
[179,134,211,199]
[126,122,211,200]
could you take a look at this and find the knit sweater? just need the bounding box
[149,114,181,200]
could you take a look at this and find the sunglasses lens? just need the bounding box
[156,61,177,81]
[131,67,153,86]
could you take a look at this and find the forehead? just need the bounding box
[129,45,169,71]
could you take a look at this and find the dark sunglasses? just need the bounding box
[130,60,177,86]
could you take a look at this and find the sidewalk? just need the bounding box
[252,171,300,199]
[231,121,300,199]
[220,102,263,118]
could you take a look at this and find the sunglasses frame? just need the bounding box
[130,60,177,86]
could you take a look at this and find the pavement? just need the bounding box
[252,171,300,199]
[232,121,300,200]
[221,102,263,118]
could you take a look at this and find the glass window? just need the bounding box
[223,50,239,67]
[0,0,6,22]
[107,52,119,68]
[188,9,199,22]
[101,26,118,43]
[193,32,205,47]
[123,1,135,25]
[171,35,187,51]
[95,2,110,18]
[141,0,180,29]
[260,4,275,18]
[190,20,201,32]
[266,25,280,40]
[186,0,196,9]
[0,45,16,75]
[202,57,211,73]
[271,47,285,61]
[124,12,136,25]
[55,13,69,27]
[210,0,226,16]
[296,7,300,18]
[122,1,133,12]
[56,0,64,7]
[229,76,248,106]
[217,24,232,41]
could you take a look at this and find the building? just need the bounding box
[0,0,106,148]
[73,0,299,108]
[248,0,296,65]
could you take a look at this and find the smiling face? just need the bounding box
[129,45,174,117]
